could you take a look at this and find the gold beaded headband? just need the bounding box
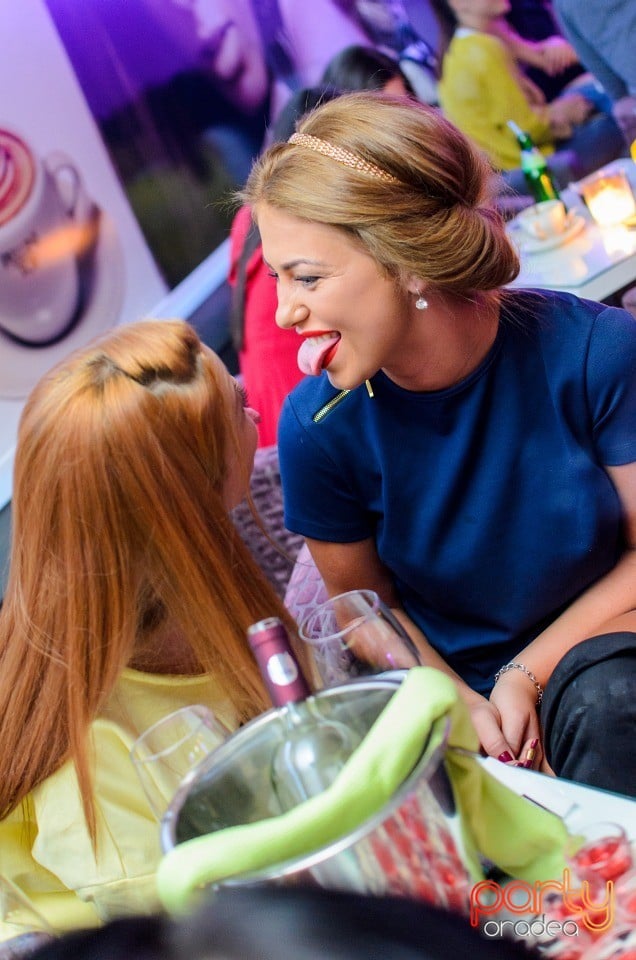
[288,133,400,184]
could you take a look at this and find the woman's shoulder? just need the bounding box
[0,740,153,935]
[504,288,605,326]
[0,684,233,934]
[450,30,508,58]
[281,375,388,438]
[514,288,633,324]
[442,31,510,85]
[503,288,636,367]
[281,375,347,424]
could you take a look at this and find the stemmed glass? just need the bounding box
[297,588,422,688]
[566,821,633,889]
[130,705,230,820]
[0,877,55,957]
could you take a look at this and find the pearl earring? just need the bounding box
[415,292,428,311]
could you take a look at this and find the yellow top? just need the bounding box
[0,668,236,937]
[438,30,554,170]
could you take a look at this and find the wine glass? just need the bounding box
[566,821,633,889]
[130,705,230,820]
[297,589,422,688]
[0,877,55,956]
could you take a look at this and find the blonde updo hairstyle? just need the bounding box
[243,92,520,296]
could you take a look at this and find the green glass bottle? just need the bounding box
[507,120,560,203]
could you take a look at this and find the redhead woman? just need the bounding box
[0,320,296,934]
[243,91,636,798]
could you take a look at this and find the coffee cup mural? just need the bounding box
[0,127,101,346]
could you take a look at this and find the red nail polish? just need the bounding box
[498,751,514,762]
[530,738,539,749]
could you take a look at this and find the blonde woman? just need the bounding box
[243,91,636,797]
[0,320,295,933]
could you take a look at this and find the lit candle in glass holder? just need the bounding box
[581,170,636,226]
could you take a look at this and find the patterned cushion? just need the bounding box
[230,445,304,599]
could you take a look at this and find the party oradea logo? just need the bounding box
[470,869,614,939]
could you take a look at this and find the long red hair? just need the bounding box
[0,320,292,838]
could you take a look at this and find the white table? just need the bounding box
[507,159,636,302]
[479,757,635,835]
[474,760,635,948]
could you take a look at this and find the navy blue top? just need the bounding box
[278,291,636,694]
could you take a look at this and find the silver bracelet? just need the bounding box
[493,661,544,705]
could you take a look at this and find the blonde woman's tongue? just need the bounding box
[297,333,340,376]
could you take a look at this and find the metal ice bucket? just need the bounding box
[160,679,477,913]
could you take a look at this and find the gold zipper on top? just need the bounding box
[312,389,351,423]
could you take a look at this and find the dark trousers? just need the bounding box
[541,633,636,798]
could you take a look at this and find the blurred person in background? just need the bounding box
[321,44,414,97]
[138,0,327,184]
[336,0,440,102]
[553,0,636,319]
[142,0,373,121]
[491,0,583,103]
[554,0,636,149]
[431,0,625,195]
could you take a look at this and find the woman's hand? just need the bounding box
[489,671,542,768]
[458,683,541,769]
[461,693,518,763]
[548,92,593,137]
[537,36,579,76]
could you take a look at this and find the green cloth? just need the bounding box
[157,668,569,913]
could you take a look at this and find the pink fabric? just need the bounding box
[228,205,304,448]
[284,541,328,624]
[231,445,304,599]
